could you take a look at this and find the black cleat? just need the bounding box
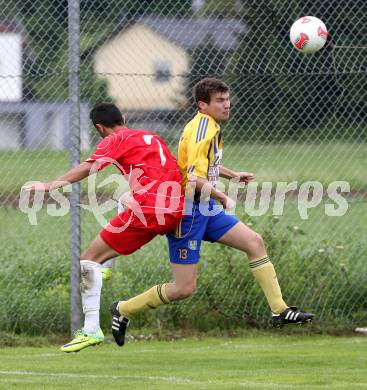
[272,306,314,328]
[110,301,130,346]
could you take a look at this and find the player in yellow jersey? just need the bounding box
[110,78,314,346]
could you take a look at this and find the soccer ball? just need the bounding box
[290,16,328,54]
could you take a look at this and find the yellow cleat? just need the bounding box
[61,329,104,353]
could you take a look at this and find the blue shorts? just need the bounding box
[167,198,239,264]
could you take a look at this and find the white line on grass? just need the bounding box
[0,371,298,388]
[0,371,196,385]
[0,371,366,388]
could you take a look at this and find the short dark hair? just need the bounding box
[90,103,124,127]
[193,78,229,105]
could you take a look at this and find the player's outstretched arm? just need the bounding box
[219,166,238,179]
[219,166,255,183]
[22,161,94,192]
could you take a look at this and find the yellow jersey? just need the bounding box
[178,111,222,190]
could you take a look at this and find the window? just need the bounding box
[154,61,171,83]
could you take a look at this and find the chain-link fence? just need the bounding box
[0,0,366,334]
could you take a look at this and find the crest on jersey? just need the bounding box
[188,240,197,250]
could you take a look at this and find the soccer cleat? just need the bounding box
[101,267,113,281]
[110,301,130,347]
[60,328,104,353]
[272,306,314,328]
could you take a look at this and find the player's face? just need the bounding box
[95,124,107,138]
[199,92,230,123]
[95,124,117,138]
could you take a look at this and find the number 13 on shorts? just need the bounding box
[178,248,188,259]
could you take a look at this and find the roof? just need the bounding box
[0,19,26,34]
[136,16,248,51]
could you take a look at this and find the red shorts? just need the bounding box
[100,210,181,255]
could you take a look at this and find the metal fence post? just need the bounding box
[68,0,82,334]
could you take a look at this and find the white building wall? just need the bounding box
[0,33,22,101]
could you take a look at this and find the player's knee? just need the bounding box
[80,248,93,260]
[254,233,264,247]
[80,249,105,263]
[246,232,265,254]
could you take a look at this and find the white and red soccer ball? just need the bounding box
[290,16,328,54]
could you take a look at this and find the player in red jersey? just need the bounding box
[23,103,184,352]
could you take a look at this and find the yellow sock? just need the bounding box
[118,284,170,317]
[249,256,288,314]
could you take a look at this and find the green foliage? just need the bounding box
[1,0,192,103]
[0,209,70,334]
[197,0,251,17]
[81,0,192,18]
[225,0,365,141]
[167,212,367,329]
[27,34,110,103]
[4,141,366,196]
[1,205,366,335]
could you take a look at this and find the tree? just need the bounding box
[0,0,192,103]
[225,0,366,141]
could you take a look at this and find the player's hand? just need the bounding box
[218,194,236,211]
[22,182,51,192]
[235,171,255,183]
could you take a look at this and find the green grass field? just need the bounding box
[1,141,366,333]
[2,200,366,334]
[5,190,366,245]
[1,141,366,194]
[2,140,366,242]
[1,335,367,389]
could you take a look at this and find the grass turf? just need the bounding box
[1,141,366,195]
[0,335,366,389]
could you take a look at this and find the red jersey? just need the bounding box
[86,128,184,217]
